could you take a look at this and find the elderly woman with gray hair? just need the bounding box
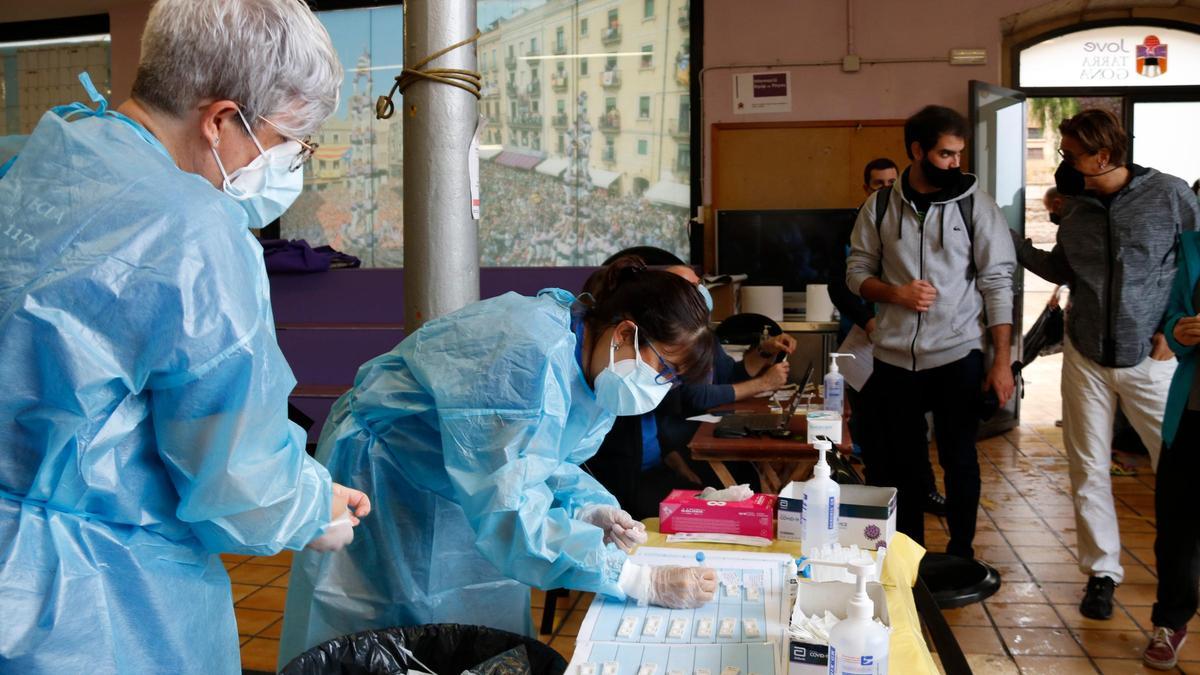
[0,1,370,673]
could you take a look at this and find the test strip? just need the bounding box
[667,617,687,639]
[721,667,740,675]
[695,617,714,638]
[602,662,620,675]
[578,665,597,675]
[742,617,761,639]
[642,615,663,636]
[745,586,762,602]
[723,583,740,599]
[718,617,736,638]
[668,670,684,675]
[637,665,657,675]
[695,669,711,675]
[617,616,637,638]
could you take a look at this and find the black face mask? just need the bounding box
[1055,160,1122,196]
[920,157,961,190]
[1049,212,1062,225]
[1054,162,1086,196]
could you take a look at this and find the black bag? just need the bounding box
[1022,300,1065,366]
[280,624,566,675]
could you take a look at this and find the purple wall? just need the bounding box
[271,267,599,445]
[271,267,597,325]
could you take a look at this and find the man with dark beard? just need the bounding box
[846,105,1016,559]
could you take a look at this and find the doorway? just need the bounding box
[1023,96,1120,251]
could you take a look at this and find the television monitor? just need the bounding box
[715,209,858,292]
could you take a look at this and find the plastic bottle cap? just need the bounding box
[846,558,874,620]
[827,352,856,374]
[812,439,833,474]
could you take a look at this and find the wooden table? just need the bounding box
[688,397,853,494]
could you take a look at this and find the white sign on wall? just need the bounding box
[733,71,792,114]
[1019,25,1200,87]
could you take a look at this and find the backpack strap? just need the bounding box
[874,185,892,233]
[957,193,975,245]
[958,193,975,274]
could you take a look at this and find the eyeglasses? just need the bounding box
[256,115,319,172]
[644,338,680,386]
[1056,146,1089,165]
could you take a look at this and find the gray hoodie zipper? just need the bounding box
[912,205,926,371]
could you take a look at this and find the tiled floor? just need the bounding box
[222,551,588,671]
[227,282,1183,673]
[222,551,292,672]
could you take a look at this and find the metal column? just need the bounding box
[403,0,479,330]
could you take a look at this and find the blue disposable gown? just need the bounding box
[0,106,333,674]
[279,290,631,666]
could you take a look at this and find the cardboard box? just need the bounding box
[706,280,741,322]
[658,490,777,538]
[788,580,890,675]
[805,411,842,444]
[776,483,897,550]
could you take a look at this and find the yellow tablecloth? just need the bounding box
[636,519,938,675]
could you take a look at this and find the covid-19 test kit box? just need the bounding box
[788,580,890,675]
[776,483,897,550]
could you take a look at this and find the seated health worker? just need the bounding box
[279,258,720,665]
[587,263,794,518]
[0,1,372,674]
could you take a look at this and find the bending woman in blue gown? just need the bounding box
[280,258,720,664]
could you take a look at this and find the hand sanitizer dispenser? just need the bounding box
[800,439,840,552]
[827,558,890,674]
[822,353,855,414]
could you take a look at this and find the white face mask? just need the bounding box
[210,108,304,229]
[593,325,674,416]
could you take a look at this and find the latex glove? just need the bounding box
[698,484,754,502]
[333,481,373,525]
[619,562,718,609]
[577,504,647,552]
[307,482,373,553]
[305,510,354,552]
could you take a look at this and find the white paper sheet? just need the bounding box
[834,325,875,391]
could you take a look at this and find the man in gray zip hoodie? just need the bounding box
[847,105,1016,559]
[1013,109,1200,621]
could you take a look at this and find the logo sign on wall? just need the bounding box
[1136,35,1167,77]
[733,71,792,115]
[1019,25,1200,87]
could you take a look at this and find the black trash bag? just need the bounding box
[280,623,567,675]
[463,645,531,675]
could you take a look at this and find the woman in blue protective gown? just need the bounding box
[0,2,370,674]
[279,258,721,665]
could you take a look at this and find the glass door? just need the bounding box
[970,81,1026,435]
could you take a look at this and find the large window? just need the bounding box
[280,6,404,266]
[1,34,111,135]
[293,0,693,267]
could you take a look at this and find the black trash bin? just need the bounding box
[280,623,568,675]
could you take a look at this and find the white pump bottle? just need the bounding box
[822,353,856,414]
[801,439,840,552]
[827,558,890,674]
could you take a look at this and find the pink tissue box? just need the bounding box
[658,490,777,538]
